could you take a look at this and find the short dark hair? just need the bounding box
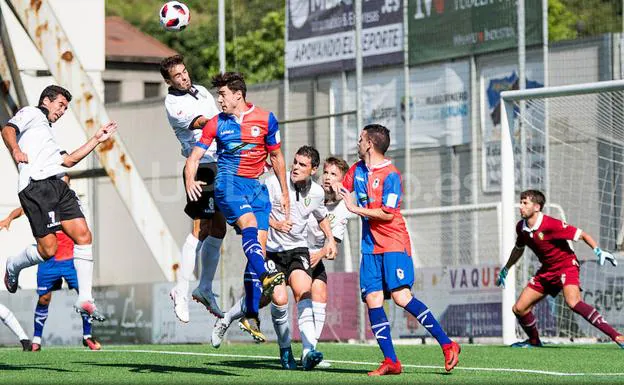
[295,145,320,169]
[324,156,349,176]
[363,124,390,155]
[521,189,546,211]
[212,72,247,98]
[160,55,185,80]
[38,85,72,106]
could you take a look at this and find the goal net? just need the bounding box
[500,80,624,343]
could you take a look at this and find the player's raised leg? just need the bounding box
[563,285,624,347]
[5,238,52,293]
[170,226,201,323]
[192,212,227,318]
[62,217,104,321]
[0,303,31,351]
[212,296,246,348]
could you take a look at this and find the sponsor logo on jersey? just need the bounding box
[328,213,336,224]
[561,273,566,284]
[538,232,544,240]
[239,204,251,210]
[356,176,365,182]
[221,129,234,135]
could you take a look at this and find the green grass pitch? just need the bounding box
[1,342,623,384]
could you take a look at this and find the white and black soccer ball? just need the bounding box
[159,1,191,31]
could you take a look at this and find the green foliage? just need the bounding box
[549,0,623,42]
[105,0,284,86]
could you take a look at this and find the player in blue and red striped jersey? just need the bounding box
[184,72,288,340]
[338,124,460,376]
[497,189,624,348]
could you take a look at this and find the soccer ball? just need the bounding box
[159,1,190,31]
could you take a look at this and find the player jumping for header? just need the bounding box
[185,72,287,338]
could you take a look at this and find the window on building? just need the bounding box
[144,82,161,99]
[104,80,121,104]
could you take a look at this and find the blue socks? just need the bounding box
[82,313,92,337]
[33,303,49,339]
[404,298,451,346]
[241,227,267,277]
[368,307,397,362]
[243,263,262,317]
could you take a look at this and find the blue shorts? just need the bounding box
[360,251,414,301]
[37,259,78,296]
[214,174,270,231]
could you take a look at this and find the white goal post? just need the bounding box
[500,79,624,345]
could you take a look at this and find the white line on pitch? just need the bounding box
[93,349,624,377]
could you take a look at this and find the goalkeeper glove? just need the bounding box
[496,267,508,288]
[594,247,618,267]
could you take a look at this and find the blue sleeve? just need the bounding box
[382,172,402,211]
[266,112,281,151]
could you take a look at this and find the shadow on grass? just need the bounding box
[76,361,236,376]
[0,363,75,373]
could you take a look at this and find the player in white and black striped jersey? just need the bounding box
[160,55,226,322]
[1,85,117,322]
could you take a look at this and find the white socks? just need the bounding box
[8,244,44,274]
[271,302,291,349]
[198,236,222,292]
[297,299,317,357]
[0,303,28,341]
[73,244,94,302]
[176,234,200,295]
[224,296,246,325]
[312,301,327,343]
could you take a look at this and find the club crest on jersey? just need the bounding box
[251,125,261,137]
[396,268,404,280]
[328,213,335,224]
[304,197,311,206]
[373,178,380,189]
[538,232,544,240]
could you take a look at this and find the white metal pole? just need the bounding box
[341,71,348,160]
[500,99,517,345]
[355,0,365,343]
[403,0,412,209]
[542,0,550,201]
[518,0,527,190]
[470,55,480,264]
[218,0,225,73]
[284,0,290,156]
[355,0,363,132]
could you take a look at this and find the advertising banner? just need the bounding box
[287,0,404,77]
[406,264,503,337]
[408,0,543,65]
[480,59,544,192]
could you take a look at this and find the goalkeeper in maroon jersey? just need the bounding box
[497,189,624,348]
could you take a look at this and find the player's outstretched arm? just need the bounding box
[496,245,525,288]
[0,207,24,231]
[580,231,618,266]
[1,125,28,164]
[62,122,118,167]
[269,148,290,219]
[184,146,206,202]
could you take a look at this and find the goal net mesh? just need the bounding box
[509,87,624,341]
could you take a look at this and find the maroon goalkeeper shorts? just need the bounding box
[527,260,581,297]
